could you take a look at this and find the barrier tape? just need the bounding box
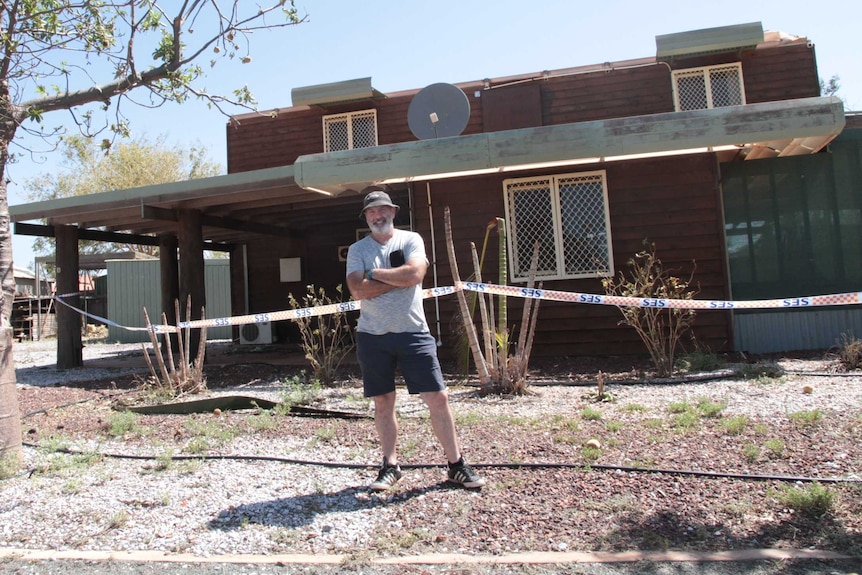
[458,282,862,311]
[51,282,861,335]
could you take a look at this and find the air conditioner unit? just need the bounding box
[240,322,273,345]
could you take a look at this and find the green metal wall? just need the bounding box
[722,126,862,353]
[106,259,231,343]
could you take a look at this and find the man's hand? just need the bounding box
[346,257,427,300]
[346,270,396,300]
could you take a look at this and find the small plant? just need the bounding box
[62,478,84,494]
[155,450,175,472]
[602,241,699,378]
[141,297,208,398]
[550,414,580,431]
[836,332,862,371]
[672,410,699,431]
[581,406,603,421]
[742,443,760,462]
[677,349,724,372]
[622,403,647,413]
[288,284,355,384]
[250,410,278,432]
[667,401,690,414]
[38,435,71,454]
[109,509,130,529]
[696,397,726,418]
[776,482,835,519]
[105,411,142,437]
[455,411,485,426]
[277,372,322,413]
[789,409,823,427]
[445,210,540,396]
[722,415,749,435]
[313,426,336,442]
[605,420,623,433]
[581,445,601,462]
[764,438,786,458]
[739,361,784,381]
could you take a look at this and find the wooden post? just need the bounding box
[177,209,205,363]
[55,225,82,369]
[159,234,180,352]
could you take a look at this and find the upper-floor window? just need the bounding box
[323,109,378,152]
[672,63,745,111]
[503,171,613,282]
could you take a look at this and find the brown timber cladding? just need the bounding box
[224,41,817,356]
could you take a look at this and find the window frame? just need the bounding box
[503,170,614,283]
[322,109,378,152]
[672,62,746,112]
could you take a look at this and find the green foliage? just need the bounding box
[722,415,749,435]
[105,410,141,437]
[742,443,760,462]
[677,349,724,372]
[695,397,726,418]
[580,445,601,462]
[775,482,835,518]
[671,410,699,431]
[788,409,823,427]
[667,401,690,414]
[277,372,323,413]
[602,242,699,378]
[288,285,355,384]
[5,2,305,142]
[764,438,785,457]
[820,75,841,97]
[0,451,22,480]
[581,406,603,421]
[738,361,785,381]
[25,135,222,255]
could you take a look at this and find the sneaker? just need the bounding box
[447,458,486,488]
[369,459,402,491]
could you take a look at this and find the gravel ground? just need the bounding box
[3,339,862,574]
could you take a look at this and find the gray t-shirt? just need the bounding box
[346,229,429,335]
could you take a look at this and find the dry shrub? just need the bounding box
[602,242,699,378]
[837,332,862,371]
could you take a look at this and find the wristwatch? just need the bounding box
[365,270,374,281]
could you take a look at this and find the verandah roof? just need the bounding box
[10,96,844,244]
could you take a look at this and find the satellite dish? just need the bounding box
[408,83,471,140]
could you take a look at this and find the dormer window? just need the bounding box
[672,63,745,111]
[323,109,378,152]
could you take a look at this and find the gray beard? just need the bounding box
[370,219,394,235]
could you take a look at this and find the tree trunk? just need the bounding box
[0,84,22,477]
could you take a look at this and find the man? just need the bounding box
[346,188,485,491]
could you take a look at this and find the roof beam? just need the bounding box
[141,205,303,238]
[293,96,845,194]
[14,222,161,246]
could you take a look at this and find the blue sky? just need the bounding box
[8,0,861,267]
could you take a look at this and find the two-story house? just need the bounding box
[12,21,860,363]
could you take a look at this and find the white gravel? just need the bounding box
[5,339,862,558]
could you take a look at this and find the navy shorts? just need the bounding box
[356,332,446,397]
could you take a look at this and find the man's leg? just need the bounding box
[420,390,461,464]
[422,389,486,488]
[374,391,399,465]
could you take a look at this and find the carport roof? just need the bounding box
[10,96,845,245]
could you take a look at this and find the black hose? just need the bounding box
[20,442,861,485]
